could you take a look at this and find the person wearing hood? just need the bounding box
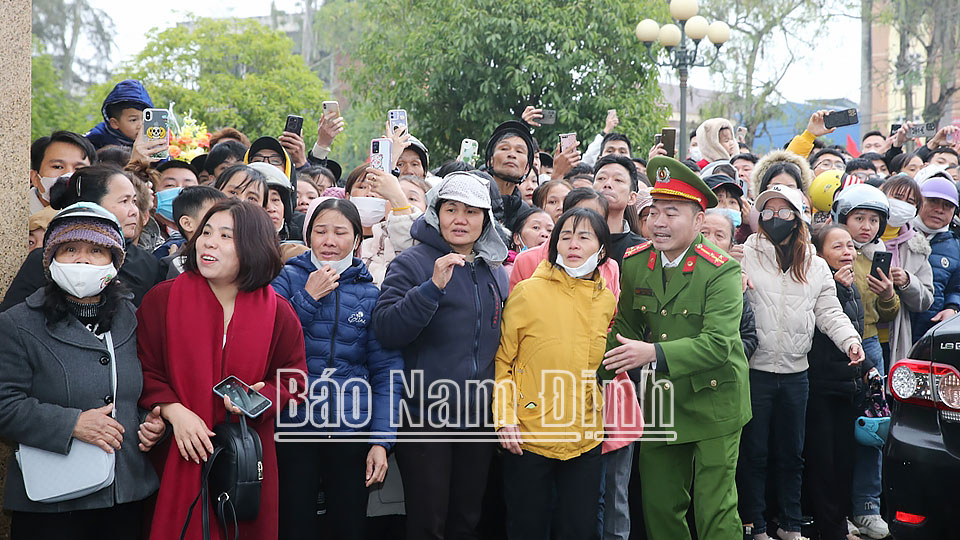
[485,121,536,231]
[911,176,960,340]
[248,161,309,261]
[494,207,616,540]
[739,185,863,540]
[2,166,163,311]
[0,203,166,538]
[84,80,153,150]
[832,184,898,539]
[734,154,814,244]
[372,171,509,540]
[877,176,933,363]
[693,118,739,168]
[271,198,402,540]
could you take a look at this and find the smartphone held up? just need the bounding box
[142,108,170,160]
[370,138,393,173]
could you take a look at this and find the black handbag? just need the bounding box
[180,413,263,540]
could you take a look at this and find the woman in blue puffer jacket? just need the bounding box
[272,197,402,540]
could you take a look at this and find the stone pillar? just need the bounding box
[0,0,33,537]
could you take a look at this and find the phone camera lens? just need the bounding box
[144,111,151,121]
[372,142,379,152]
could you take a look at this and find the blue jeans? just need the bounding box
[736,369,809,534]
[852,336,883,516]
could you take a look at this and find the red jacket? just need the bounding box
[137,278,306,540]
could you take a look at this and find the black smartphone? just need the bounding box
[870,252,892,280]
[660,127,677,158]
[824,108,859,129]
[540,109,557,125]
[213,376,272,419]
[284,114,304,136]
[890,124,902,137]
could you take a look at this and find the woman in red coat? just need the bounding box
[137,199,307,540]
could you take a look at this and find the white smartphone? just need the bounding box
[388,109,408,134]
[370,138,393,173]
[322,100,340,117]
[459,138,479,164]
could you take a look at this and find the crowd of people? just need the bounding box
[3,76,960,540]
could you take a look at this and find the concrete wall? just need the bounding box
[0,0,33,537]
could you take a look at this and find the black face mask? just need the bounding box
[761,217,795,244]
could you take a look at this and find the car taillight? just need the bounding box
[894,511,926,524]
[889,360,960,410]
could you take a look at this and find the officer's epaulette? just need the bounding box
[623,241,653,259]
[694,243,728,267]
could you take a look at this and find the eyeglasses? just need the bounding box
[760,208,796,221]
[815,160,845,171]
[251,155,284,166]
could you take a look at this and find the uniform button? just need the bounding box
[663,382,671,390]
[99,356,110,365]
[682,309,688,315]
[103,395,113,405]
[660,309,667,316]
[640,306,647,312]
[660,333,667,340]
[710,379,718,387]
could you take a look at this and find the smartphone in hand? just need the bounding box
[370,138,393,173]
[870,251,892,280]
[660,128,677,158]
[824,108,859,129]
[540,109,557,125]
[213,375,272,419]
[322,101,340,118]
[284,114,304,136]
[559,133,577,152]
[142,108,170,160]
[388,109,408,134]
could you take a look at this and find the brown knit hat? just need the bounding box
[43,203,125,278]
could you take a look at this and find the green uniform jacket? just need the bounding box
[603,234,751,445]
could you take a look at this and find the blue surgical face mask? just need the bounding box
[723,208,742,227]
[156,187,183,222]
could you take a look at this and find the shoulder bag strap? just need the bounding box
[103,331,118,419]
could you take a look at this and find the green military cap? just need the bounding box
[648,156,719,210]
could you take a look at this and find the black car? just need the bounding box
[885,315,960,539]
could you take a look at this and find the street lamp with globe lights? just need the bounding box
[636,0,730,160]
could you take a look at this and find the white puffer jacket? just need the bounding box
[743,233,861,374]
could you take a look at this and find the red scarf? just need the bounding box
[154,271,278,540]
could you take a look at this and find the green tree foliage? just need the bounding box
[94,18,330,140]
[32,49,85,140]
[345,0,669,163]
[32,0,116,94]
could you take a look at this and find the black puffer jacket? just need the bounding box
[808,278,873,397]
[741,294,758,360]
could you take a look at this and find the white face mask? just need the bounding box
[887,198,917,228]
[50,259,117,298]
[311,250,354,276]
[37,176,60,202]
[555,250,600,278]
[688,146,703,162]
[351,197,387,227]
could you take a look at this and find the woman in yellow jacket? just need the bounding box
[494,207,617,540]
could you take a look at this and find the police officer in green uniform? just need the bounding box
[601,156,751,540]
